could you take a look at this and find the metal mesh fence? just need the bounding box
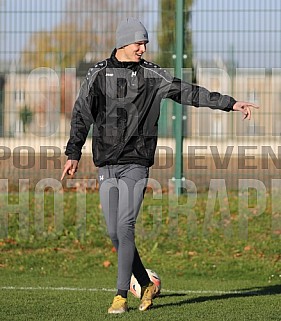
[0,0,280,189]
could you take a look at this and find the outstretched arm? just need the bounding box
[159,73,260,113]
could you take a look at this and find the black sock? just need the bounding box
[117,289,128,298]
[132,249,151,287]
[138,274,151,288]
[141,281,153,290]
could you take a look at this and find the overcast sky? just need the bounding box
[0,0,280,69]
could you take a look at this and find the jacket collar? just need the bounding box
[110,49,142,70]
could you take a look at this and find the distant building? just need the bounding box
[3,64,78,137]
[1,59,281,139]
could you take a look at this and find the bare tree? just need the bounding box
[157,0,194,69]
[21,20,97,69]
[21,0,146,69]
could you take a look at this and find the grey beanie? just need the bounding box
[116,17,149,49]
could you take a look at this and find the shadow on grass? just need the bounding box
[158,293,187,298]
[153,284,281,309]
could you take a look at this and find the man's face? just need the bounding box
[119,42,147,62]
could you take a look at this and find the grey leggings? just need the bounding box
[98,164,150,291]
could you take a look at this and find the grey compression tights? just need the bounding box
[98,164,150,291]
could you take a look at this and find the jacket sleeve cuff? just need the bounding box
[66,151,81,162]
[224,97,237,112]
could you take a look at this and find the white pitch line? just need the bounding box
[0,286,257,295]
[0,286,116,293]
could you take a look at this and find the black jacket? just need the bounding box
[65,49,236,167]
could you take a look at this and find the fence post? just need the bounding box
[173,0,184,195]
